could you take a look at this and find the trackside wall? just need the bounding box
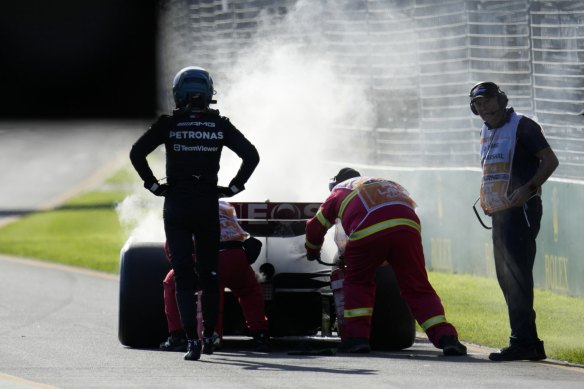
[357,167,584,297]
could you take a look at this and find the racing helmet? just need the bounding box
[328,167,361,191]
[172,66,215,108]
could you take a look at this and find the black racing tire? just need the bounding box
[118,242,170,348]
[370,265,416,350]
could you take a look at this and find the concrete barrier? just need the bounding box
[358,168,583,298]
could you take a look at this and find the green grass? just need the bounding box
[429,271,584,365]
[0,165,583,365]
[0,172,132,273]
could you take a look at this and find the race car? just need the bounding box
[118,201,416,351]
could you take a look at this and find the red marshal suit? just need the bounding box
[163,201,268,338]
[305,176,458,349]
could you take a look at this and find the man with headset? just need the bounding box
[130,66,259,361]
[469,81,558,361]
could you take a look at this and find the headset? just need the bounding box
[469,81,508,115]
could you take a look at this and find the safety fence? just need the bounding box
[158,0,584,297]
[158,0,584,180]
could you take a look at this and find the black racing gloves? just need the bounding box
[144,181,168,197]
[217,183,244,198]
[144,179,243,198]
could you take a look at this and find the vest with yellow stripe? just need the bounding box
[334,177,420,242]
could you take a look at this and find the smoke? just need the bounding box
[119,1,379,242]
[119,1,386,241]
[217,47,374,201]
[214,0,376,201]
[116,180,166,242]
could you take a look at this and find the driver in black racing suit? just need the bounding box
[130,66,259,361]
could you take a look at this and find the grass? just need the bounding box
[0,164,583,365]
[0,169,133,273]
[428,271,584,365]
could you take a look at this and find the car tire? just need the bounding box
[118,242,170,348]
[370,265,416,350]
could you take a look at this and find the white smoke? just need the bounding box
[217,47,374,201]
[215,1,376,201]
[116,180,165,242]
[120,1,378,242]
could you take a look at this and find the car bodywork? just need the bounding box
[118,201,415,350]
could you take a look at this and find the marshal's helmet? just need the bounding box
[172,66,215,109]
[328,167,361,191]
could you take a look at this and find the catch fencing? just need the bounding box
[158,0,584,180]
[158,0,584,296]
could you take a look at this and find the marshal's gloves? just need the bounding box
[217,183,244,198]
[144,181,169,197]
[305,247,321,262]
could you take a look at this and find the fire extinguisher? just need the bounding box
[330,264,345,340]
[315,250,346,340]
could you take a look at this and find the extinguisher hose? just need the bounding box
[316,255,344,267]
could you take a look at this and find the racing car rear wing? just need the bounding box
[230,202,321,237]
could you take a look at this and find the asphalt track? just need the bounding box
[0,120,146,227]
[0,122,583,388]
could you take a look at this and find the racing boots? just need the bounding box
[184,339,202,361]
[439,335,467,356]
[159,332,188,352]
[202,332,221,355]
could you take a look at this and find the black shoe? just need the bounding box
[203,332,221,355]
[489,342,545,361]
[439,335,467,356]
[252,332,271,352]
[159,334,188,352]
[338,337,371,353]
[184,339,202,361]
